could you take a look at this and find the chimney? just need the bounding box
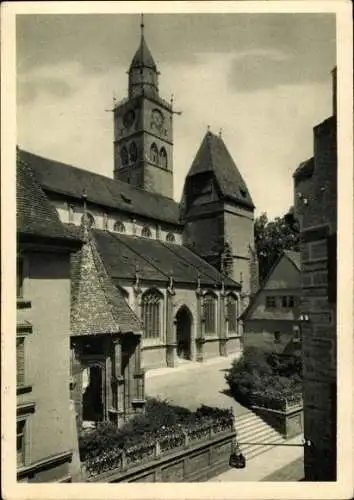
[331,67,337,117]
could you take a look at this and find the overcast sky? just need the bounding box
[16,12,336,218]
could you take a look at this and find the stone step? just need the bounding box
[238,424,282,443]
[236,415,275,433]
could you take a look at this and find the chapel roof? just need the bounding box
[17,152,81,247]
[70,229,142,337]
[186,131,255,210]
[65,225,240,289]
[18,149,181,226]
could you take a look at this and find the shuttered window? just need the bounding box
[17,420,26,466]
[17,338,25,386]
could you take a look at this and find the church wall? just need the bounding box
[143,163,174,199]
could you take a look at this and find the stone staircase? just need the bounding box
[235,410,286,460]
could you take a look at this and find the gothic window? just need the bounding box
[81,212,95,229]
[150,143,158,164]
[227,294,239,333]
[204,292,217,335]
[121,146,128,166]
[142,290,162,339]
[141,226,152,238]
[160,147,167,168]
[129,142,138,162]
[166,232,175,243]
[17,420,26,466]
[113,221,126,233]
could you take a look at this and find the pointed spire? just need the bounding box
[140,13,144,37]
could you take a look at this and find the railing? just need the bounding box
[82,416,234,479]
[249,391,303,412]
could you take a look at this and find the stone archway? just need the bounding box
[176,306,193,361]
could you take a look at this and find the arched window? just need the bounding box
[166,232,175,243]
[141,226,152,238]
[150,143,158,163]
[204,292,217,335]
[129,142,137,162]
[113,221,126,233]
[160,147,167,168]
[81,212,95,229]
[121,146,128,166]
[142,290,162,339]
[227,294,239,333]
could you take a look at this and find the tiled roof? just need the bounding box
[70,231,142,336]
[130,34,157,70]
[284,250,301,271]
[88,229,240,288]
[18,149,181,226]
[17,154,81,245]
[186,131,255,210]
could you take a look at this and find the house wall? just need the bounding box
[17,250,74,482]
[295,106,337,480]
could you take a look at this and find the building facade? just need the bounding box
[17,21,256,371]
[294,68,337,481]
[242,250,302,353]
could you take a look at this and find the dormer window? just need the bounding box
[114,221,126,233]
[240,188,247,198]
[166,232,175,243]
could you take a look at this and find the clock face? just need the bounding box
[123,110,136,128]
[151,109,164,130]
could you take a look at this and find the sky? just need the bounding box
[16,12,336,219]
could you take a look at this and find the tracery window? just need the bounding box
[150,143,158,163]
[166,232,175,243]
[113,221,126,233]
[204,292,217,335]
[227,294,239,333]
[142,290,162,339]
[160,147,167,168]
[129,142,138,162]
[121,146,128,166]
[141,226,152,238]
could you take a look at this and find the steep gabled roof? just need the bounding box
[18,149,181,226]
[17,154,81,246]
[186,131,255,210]
[130,34,157,70]
[241,250,300,321]
[70,229,142,336]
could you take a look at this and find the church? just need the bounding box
[17,18,257,422]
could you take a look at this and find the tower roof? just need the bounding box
[187,131,255,210]
[129,19,157,71]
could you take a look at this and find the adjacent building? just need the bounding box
[294,68,337,481]
[242,250,302,353]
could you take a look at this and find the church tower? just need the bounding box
[181,130,256,305]
[113,17,174,199]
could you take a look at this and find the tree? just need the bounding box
[254,207,299,283]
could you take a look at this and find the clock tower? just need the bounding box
[113,17,174,199]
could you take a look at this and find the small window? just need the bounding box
[274,331,281,344]
[282,296,295,308]
[240,188,247,198]
[293,326,301,343]
[150,143,159,163]
[166,232,175,243]
[121,146,128,166]
[266,296,276,308]
[17,420,26,466]
[17,257,24,298]
[81,212,95,229]
[160,147,168,168]
[17,338,25,387]
[227,294,239,333]
[141,226,152,238]
[129,142,138,162]
[114,221,126,233]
